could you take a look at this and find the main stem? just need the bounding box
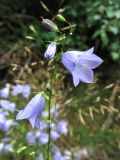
[47,92,51,160]
[47,63,54,160]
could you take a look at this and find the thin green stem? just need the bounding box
[46,30,64,159]
[47,63,54,160]
[47,92,51,160]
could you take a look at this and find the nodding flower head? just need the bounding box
[62,47,103,87]
[16,93,45,129]
[44,42,56,59]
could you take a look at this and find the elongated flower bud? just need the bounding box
[44,42,56,59]
[56,14,66,22]
[42,18,59,32]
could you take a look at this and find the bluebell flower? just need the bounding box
[54,152,65,160]
[26,130,49,145]
[26,131,36,144]
[0,87,9,98]
[0,111,8,116]
[0,143,13,153]
[22,85,31,98]
[12,84,23,96]
[0,111,18,131]
[0,100,16,113]
[0,114,17,131]
[44,42,56,59]
[50,104,61,119]
[2,138,10,143]
[56,120,68,135]
[0,113,6,131]
[12,84,31,98]
[51,130,60,141]
[62,47,103,87]
[39,132,48,145]
[39,121,47,131]
[3,120,18,131]
[35,130,41,138]
[3,144,13,152]
[53,146,65,160]
[43,104,61,119]
[16,93,45,129]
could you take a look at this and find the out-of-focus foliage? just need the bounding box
[65,0,120,62]
[1,0,120,62]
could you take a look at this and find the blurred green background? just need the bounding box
[0,0,120,160]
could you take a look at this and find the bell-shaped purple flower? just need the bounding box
[3,120,17,131]
[0,87,9,99]
[0,100,16,113]
[53,147,65,160]
[0,143,13,153]
[56,120,68,135]
[44,42,56,59]
[39,121,47,131]
[51,130,60,141]
[0,112,18,131]
[12,84,31,98]
[39,132,48,145]
[0,113,6,131]
[62,47,103,87]
[22,85,31,98]
[26,131,36,144]
[16,94,45,129]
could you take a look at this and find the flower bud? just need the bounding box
[44,42,56,59]
[42,18,59,32]
[56,14,66,22]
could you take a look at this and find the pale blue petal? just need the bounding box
[39,133,48,145]
[0,87,9,98]
[84,47,94,55]
[62,51,81,62]
[28,96,44,128]
[78,53,103,69]
[29,115,37,128]
[16,94,42,120]
[51,130,60,141]
[29,114,42,129]
[30,96,45,116]
[35,119,41,129]
[72,64,94,84]
[56,120,68,135]
[72,72,80,87]
[62,53,75,72]
[16,110,27,119]
[26,132,36,144]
